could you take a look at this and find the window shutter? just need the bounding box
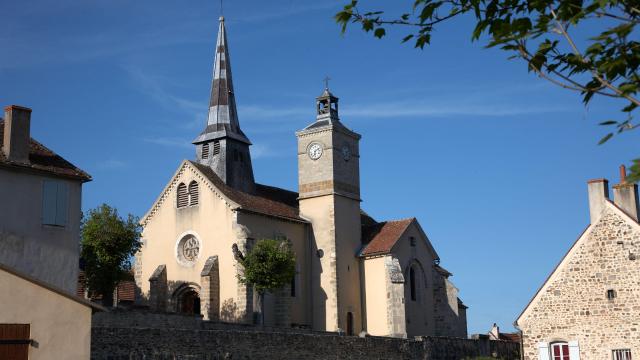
[188,181,199,206]
[202,143,210,159]
[177,183,188,208]
[55,182,68,226]
[568,341,580,360]
[538,342,550,360]
[42,180,57,225]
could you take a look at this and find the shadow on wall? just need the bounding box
[431,268,466,338]
[220,298,240,322]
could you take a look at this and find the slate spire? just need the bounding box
[194,16,250,145]
[193,16,255,193]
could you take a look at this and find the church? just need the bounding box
[134,16,467,339]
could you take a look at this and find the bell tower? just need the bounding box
[296,86,363,333]
[193,17,255,193]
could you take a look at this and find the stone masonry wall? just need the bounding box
[92,311,520,360]
[91,327,520,360]
[518,209,640,359]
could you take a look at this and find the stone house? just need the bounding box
[135,16,468,338]
[0,105,100,359]
[516,168,640,360]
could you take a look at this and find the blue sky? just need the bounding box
[1,0,637,335]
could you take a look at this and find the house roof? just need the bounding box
[189,161,306,222]
[0,120,91,182]
[0,262,104,312]
[359,218,414,257]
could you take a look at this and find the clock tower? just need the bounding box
[296,87,363,333]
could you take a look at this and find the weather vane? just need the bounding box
[323,76,331,90]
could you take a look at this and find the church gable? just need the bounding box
[141,160,240,227]
[517,202,640,327]
[360,218,439,260]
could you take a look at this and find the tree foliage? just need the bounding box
[81,203,142,306]
[336,0,640,182]
[237,239,296,295]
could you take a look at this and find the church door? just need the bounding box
[179,289,201,315]
[346,312,354,336]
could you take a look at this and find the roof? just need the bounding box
[359,218,414,256]
[0,120,91,182]
[499,332,521,342]
[189,161,306,222]
[194,16,250,145]
[0,262,104,311]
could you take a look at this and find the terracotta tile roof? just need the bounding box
[0,120,91,182]
[499,332,521,342]
[360,218,414,257]
[117,280,136,302]
[189,161,306,222]
[77,270,136,303]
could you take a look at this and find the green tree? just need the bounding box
[336,0,640,182]
[81,204,142,307]
[235,239,296,325]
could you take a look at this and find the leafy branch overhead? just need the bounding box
[336,0,640,182]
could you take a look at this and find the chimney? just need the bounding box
[2,105,32,164]
[587,178,609,223]
[613,165,639,221]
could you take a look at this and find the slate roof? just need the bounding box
[359,218,415,257]
[189,161,305,222]
[0,120,91,182]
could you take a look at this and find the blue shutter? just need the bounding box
[42,180,57,225]
[568,341,580,360]
[55,182,68,226]
[538,342,550,360]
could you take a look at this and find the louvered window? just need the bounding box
[202,143,210,159]
[177,183,188,208]
[188,181,199,206]
[213,141,220,155]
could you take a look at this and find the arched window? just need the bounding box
[188,181,199,206]
[409,267,417,301]
[177,183,188,208]
[346,312,354,336]
[550,342,570,360]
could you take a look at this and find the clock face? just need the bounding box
[308,142,323,160]
[341,145,351,161]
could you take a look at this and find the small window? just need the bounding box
[550,342,570,360]
[42,180,68,226]
[613,349,632,360]
[213,141,220,155]
[188,181,199,206]
[177,183,188,208]
[410,236,416,247]
[607,289,616,300]
[409,267,417,301]
[202,143,210,159]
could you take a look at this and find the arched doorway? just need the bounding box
[346,312,354,336]
[175,286,201,315]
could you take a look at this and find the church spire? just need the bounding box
[193,16,255,194]
[194,16,251,145]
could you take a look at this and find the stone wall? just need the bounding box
[92,311,520,360]
[518,208,640,359]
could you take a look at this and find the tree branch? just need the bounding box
[550,7,640,107]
